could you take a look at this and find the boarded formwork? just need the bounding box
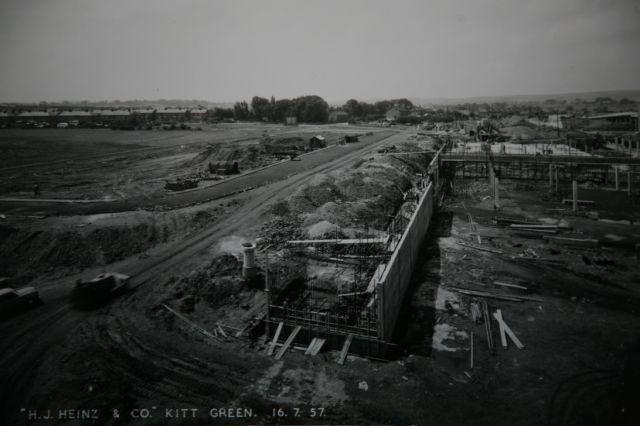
[376,182,435,340]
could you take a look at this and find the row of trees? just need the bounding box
[341,98,414,119]
[209,95,330,123]
[208,96,418,123]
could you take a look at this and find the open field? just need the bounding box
[0,124,389,204]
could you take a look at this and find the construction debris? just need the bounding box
[338,334,354,365]
[274,325,302,360]
[162,304,219,343]
[482,301,495,355]
[266,322,284,356]
[493,281,528,291]
[456,241,503,254]
[492,309,525,349]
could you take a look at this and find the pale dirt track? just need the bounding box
[0,129,411,423]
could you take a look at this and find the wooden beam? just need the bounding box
[338,334,354,365]
[267,322,283,356]
[274,326,302,360]
[305,338,318,355]
[456,241,503,254]
[493,281,528,290]
[216,324,228,338]
[162,304,219,342]
[482,302,495,355]
[492,309,524,349]
[311,338,325,356]
[287,236,389,245]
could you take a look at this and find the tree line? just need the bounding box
[210,95,330,123]
[209,96,417,123]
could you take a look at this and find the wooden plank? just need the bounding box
[337,291,367,298]
[493,281,528,290]
[447,286,542,302]
[287,236,388,245]
[494,310,508,348]
[217,324,228,338]
[456,241,503,254]
[311,338,325,356]
[543,236,599,246]
[337,334,354,365]
[509,224,559,229]
[482,302,494,355]
[267,322,283,356]
[446,287,524,302]
[274,326,301,360]
[162,304,218,342]
[493,310,524,349]
[305,338,318,355]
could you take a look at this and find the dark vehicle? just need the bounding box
[0,287,41,318]
[72,272,130,307]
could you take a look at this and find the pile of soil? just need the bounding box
[187,144,274,172]
[0,206,225,280]
[157,254,245,313]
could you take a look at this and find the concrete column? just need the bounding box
[572,180,578,213]
[494,177,500,209]
[555,167,559,192]
[242,243,257,279]
[615,137,619,152]
[549,164,553,187]
[615,167,619,191]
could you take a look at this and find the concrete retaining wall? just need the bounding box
[375,142,447,341]
[377,182,435,340]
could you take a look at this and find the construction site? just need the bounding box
[2,1,640,424]
[1,119,639,424]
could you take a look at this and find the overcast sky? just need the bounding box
[0,0,638,103]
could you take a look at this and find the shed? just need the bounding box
[309,135,326,149]
[209,160,240,175]
[344,135,359,143]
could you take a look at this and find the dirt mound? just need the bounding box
[186,143,276,172]
[262,149,429,244]
[152,254,245,313]
[0,206,226,280]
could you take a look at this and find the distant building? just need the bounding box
[344,135,359,143]
[328,110,349,122]
[585,112,638,131]
[0,112,9,125]
[133,109,156,122]
[189,108,208,121]
[58,110,92,125]
[309,135,326,149]
[94,109,131,124]
[16,111,51,123]
[157,108,189,123]
[385,107,410,121]
[284,116,297,125]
